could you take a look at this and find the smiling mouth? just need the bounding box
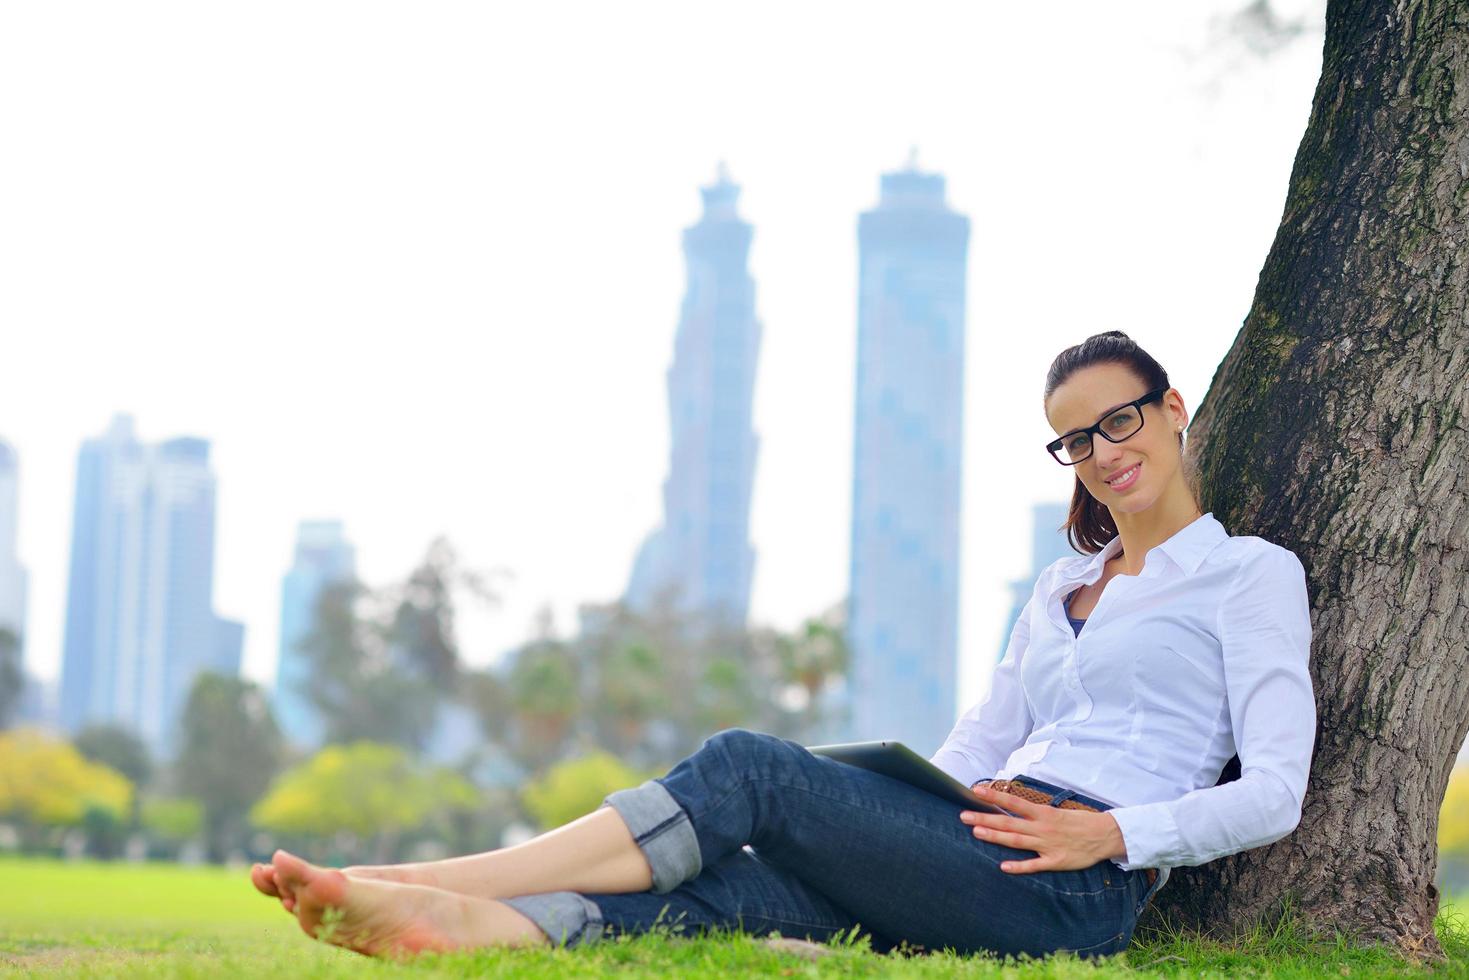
[1106,462,1141,489]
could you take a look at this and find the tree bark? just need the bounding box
[1144,0,1469,955]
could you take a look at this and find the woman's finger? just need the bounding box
[963,812,1037,835]
[998,855,1056,874]
[971,825,1044,850]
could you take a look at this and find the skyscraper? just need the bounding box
[996,502,1076,660]
[845,159,970,754]
[0,439,27,653]
[624,165,762,628]
[58,416,239,750]
[275,520,356,747]
[213,617,246,678]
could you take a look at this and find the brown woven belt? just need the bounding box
[988,779,1158,889]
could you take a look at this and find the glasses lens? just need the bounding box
[1099,407,1143,443]
[1061,432,1092,463]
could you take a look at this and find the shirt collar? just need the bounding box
[1067,512,1228,580]
[1147,511,1228,575]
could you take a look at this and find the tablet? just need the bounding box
[805,739,1010,813]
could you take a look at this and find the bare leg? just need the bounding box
[270,850,550,956]
[254,806,654,903]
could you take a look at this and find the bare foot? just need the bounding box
[250,862,277,897]
[341,862,439,888]
[250,862,297,912]
[271,849,549,957]
[253,858,431,913]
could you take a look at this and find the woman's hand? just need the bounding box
[961,784,1129,874]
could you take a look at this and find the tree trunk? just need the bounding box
[1144,0,1469,955]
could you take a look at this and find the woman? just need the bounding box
[250,330,1316,959]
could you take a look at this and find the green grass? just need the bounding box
[2,856,1467,977]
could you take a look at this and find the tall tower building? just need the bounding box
[59,416,239,750]
[0,439,27,653]
[275,520,356,748]
[846,159,970,754]
[624,165,762,628]
[996,502,1075,660]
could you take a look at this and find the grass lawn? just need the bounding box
[2,856,1467,977]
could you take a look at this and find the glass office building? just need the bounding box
[845,162,970,754]
[625,166,762,630]
[0,439,26,659]
[275,520,356,748]
[59,416,241,750]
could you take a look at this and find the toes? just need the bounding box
[250,863,279,897]
[272,849,314,893]
[253,862,301,914]
[269,865,298,904]
[272,869,299,913]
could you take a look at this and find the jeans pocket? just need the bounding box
[1038,859,1130,898]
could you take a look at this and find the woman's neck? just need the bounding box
[1109,489,1203,577]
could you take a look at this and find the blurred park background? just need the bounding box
[7,0,1469,900]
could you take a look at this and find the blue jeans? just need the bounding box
[501,728,1163,958]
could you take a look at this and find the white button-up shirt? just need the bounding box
[930,512,1315,882]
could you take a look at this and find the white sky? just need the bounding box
[0,1,1325,715]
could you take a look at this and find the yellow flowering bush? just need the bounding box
[0,728,132,826]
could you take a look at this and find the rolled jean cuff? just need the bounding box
[602,778,702,894]
[501,891,604,948]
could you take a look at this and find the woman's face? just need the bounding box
[1044,363,1189,517]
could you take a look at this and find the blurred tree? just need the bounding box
[774,608,847,704]
[389,553,459,692]
[298,535,507,753]
[73,724,153,793]
[1439,769,1469,895]
[74,723,152,831]
[251,742,479,861]
[771,603,849,738]
[463,668,512,743]
[0,627,21,729]
[81,805,127,859]
[574,598,714,763]
[558,598,848,768]
[1443,770,1469,849]
[506,637,581,771]
[682,616,803,747]
[521,751,654,831]
[176,673,282,862]
[592,642,669,758]
[696,651,762,736]
[141,796,204,844]
[0,729,131,846]
[298,581,438,750]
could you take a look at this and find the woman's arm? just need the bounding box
[929,588,1038,788]
[1106,545,1316,870]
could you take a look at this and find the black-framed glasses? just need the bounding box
[1046,387,1169,466]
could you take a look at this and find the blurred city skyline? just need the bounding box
[0,0,1326,715]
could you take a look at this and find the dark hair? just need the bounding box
[1043,330,1181,555]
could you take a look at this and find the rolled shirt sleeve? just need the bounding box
[929,588,1037,789]
[1108,546,1316,870]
